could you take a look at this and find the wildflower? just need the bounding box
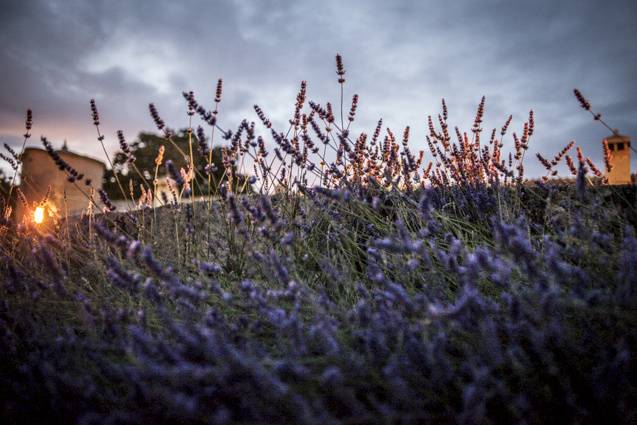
[25,108,33,133]
[214,78,223,105]
[565,155,577,175]
[0,153,18,170]
[254,105,272,128]
[196,126,209,157]
[576,160,588,199]
[472,96,486,132]
[573,88,591,110]
[117,130,135,163]
[165,160,184,187]
[348,94,359,122]
[500,115,513,136]
[335,54,346,83]
[90,98,100,126]
[155,145,165,166]
[149,103,165,131]
[182,90,197,116]
[602,139,613,173]
[200,262,222,274]
[98,188,116,211]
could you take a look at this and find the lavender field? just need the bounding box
[1,56,637,424]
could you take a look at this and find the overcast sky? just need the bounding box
[1,0,635,178]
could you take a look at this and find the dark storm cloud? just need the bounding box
[0,0,635,176]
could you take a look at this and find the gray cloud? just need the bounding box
[1,0,635,177]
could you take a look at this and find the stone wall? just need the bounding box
[605,134,632,185]
[15,147,105,223]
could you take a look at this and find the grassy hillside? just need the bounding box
[2,183,636,424]
[1,57,636,424]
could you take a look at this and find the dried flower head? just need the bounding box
[573,89,591,111]
[441,98,448,121]
[254,105,272,129]
[117,130,134,163]
[602,139,613,173]
[565,155,577,175]
[501,115,512,137]
[472,96,486,132]
[183,91,197,116]
[215,78,223,105]
[90,99,100,126]
[348,94,359,122]
[149,103,165,131]
[155,145,165,166]
[25,109,33,137]
[335,54,346,83]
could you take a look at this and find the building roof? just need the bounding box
[605,133,630,141]
[23,146,106,169]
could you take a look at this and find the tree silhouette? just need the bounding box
[103,129,249,199]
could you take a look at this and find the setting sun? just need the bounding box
[33,206,44,224]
